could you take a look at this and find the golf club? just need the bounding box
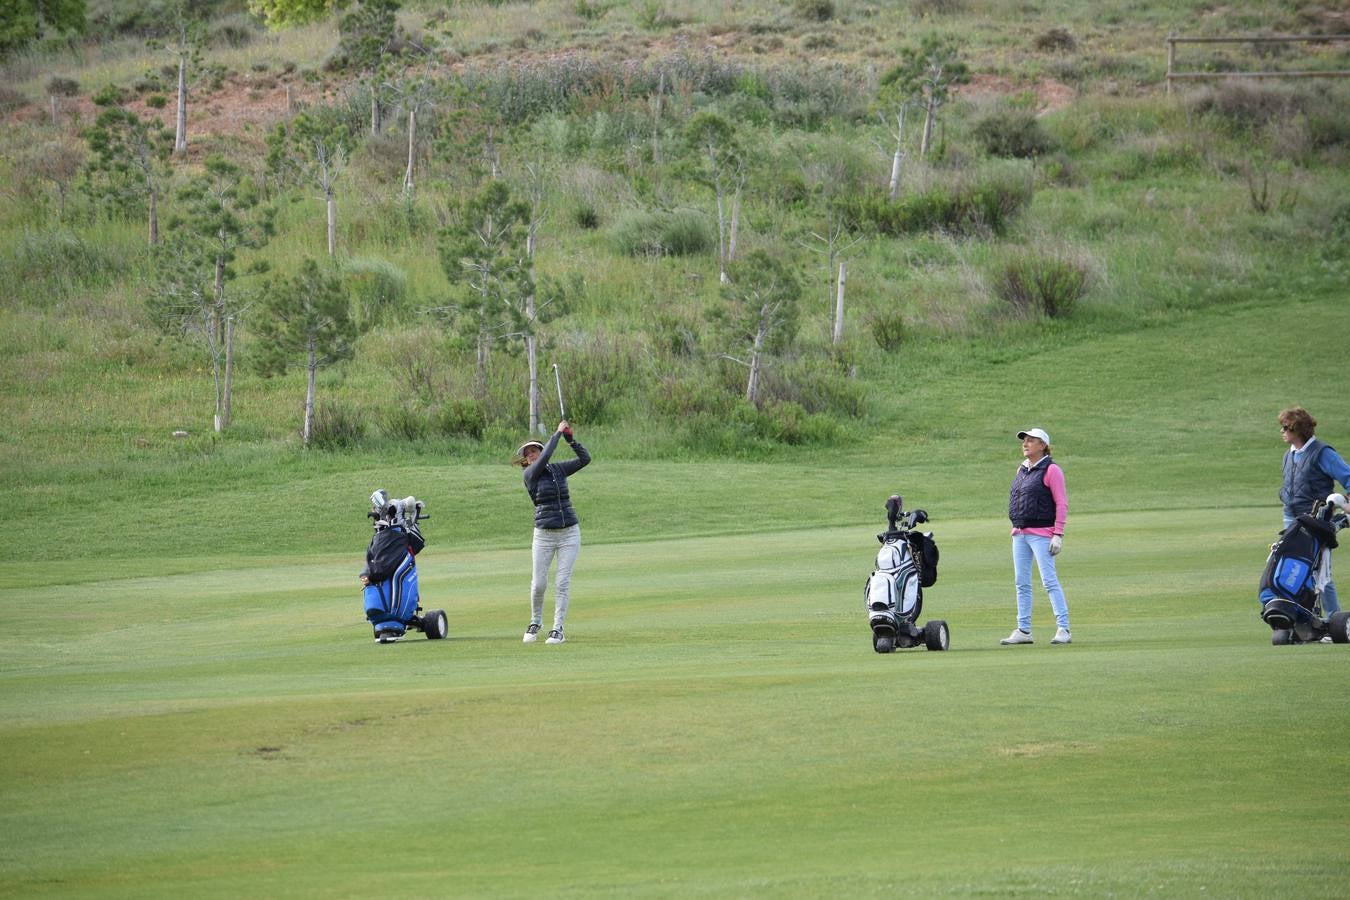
[553,363,565,419]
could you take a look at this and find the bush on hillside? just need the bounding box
[973,108,1059,159]
[794,0,834,22]
[2,230,128,303]
[310,400,366,449]
[0,87,29,114]
[839,169,1034,237]
[868,308,908,351]
[1033,28,1076,52]
[993,250,1093,319]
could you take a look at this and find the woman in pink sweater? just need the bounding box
[1000,427,1072,645]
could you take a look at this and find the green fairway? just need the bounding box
[3,505,1347,897]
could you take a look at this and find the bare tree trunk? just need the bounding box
[403,107,416,197]
[832,261,847,345]
[920,101,935,159]
[174,57,188,155]
[303,348,317,448]
[212,356,224,433]
[326,191,336,256]
[50,94,58,123]
[727,186,742,263]
[746,326,765,405]
[223,314,235,429]
[715,179,727,283]
[370,87,381,136]
[889,148,903,199]
[475,332,489,401]
[148,187,159,246]
[285,83,293,115]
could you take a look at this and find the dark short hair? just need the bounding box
[1278,406,1317,442]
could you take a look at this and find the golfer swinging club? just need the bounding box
[514,382,591,643]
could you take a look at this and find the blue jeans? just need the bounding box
[1282,516,1340,616]
[1012,533,1069,632]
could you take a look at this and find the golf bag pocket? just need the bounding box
[364,553,419,627]
[366,527,411,584]
[864,569,919,619]
[908,532,939,587]
[875,539,911,573]
[1259,523,1322,608]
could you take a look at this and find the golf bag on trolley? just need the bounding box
[361,490,448,644]
[863,494,949,654]
[1258,493,1350,645]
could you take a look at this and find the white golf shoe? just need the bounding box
[1000,629,1034,645]
[1051,627,1072,644]
[523,624,541,643]
[545,629,565,644]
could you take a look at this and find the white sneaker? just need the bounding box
[545,629,565,644]
[1051,627,1072,644]
[1000,629,1034,645]
[522,624,540,644]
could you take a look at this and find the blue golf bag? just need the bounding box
[362,490,448,644]
[1259,496,1350,645]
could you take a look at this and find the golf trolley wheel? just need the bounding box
[423,609,448,640]
[873,632,895,654]
[1271,629,1293,646]
[924,619,950,651]
[1329,611,1350,644]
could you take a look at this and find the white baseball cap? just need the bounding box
[1017,427,1051,444]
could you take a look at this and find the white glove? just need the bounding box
[1049,535,1063,556]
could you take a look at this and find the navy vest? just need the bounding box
[1281,441,1334,517]
[1009,457,1057,528]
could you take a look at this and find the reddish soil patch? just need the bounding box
[957,74,1076,115]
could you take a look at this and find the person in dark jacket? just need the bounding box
[1001,427,1072,646]
[1278,406,1350,617]
[514,420,591,644]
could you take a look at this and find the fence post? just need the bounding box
[1166,33,1175,95]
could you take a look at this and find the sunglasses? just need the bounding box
[1280,425,1292,432]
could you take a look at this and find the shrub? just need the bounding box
[794,0,834,22]
[911,0,964,13]
[993,250,1093,319]
[311,401,366,449]
[0,86,28,114]
[145,94,168,109]
[608,208,714,257]
[973,109,1059,159]
[840,168,1034,237]
[571,202,600,229]
[573,0,608,21]
[802,32,837,50]
[868,308,908,351]
[1188,81,1303,130]
[436,398,487,440]
[1033,27,1076,52]
[46,76,80,97]
[381,405,430,441]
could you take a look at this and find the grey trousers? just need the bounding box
[531,525,581,630]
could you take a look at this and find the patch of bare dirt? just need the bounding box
[957,74,1076,115]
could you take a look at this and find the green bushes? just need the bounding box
[973,109,1058,159]
[840,168,1034,237]
[868,308,907,351]
[310,400,366,449]
[608,208,714,257]
[343,256,409,329]
[992,250,1094,319]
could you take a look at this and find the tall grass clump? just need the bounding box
[992,249,1094,319]
[841,166,1034,237]
[309,399,367,449]
[608,208,714,257]
[343,256,410,329]
[1,229,129,303]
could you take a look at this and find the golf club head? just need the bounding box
[370,489,389,512]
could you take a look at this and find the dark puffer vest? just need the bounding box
[1281,440,1335,517]
[523,431,591,529]
[1008,456,1057,528]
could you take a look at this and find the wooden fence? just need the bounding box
[1165,33,1350,94]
